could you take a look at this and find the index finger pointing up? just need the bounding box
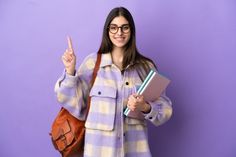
[67,36,74,53]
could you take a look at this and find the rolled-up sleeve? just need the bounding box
[54,53,96,120]
[144,91,173,126]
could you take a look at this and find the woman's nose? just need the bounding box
[117,27,123,35]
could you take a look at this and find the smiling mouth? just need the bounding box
[114,37,125,41]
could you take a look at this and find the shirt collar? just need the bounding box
[100,53,113,68]
[99,52,135,69]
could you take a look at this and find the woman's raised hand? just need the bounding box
[62,36,76,75]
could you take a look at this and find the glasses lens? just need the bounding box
[109,25,118,34]
[122,25,130,33]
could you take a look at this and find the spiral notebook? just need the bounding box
[124,69,171,118]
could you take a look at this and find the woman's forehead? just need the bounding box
[110,16,129,25]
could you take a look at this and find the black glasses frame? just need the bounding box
[108,24,130,34]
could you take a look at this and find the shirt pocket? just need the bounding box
[85,85,117,131]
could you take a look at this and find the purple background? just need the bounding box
[1,0,236,157]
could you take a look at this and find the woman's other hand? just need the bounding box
[61,36,76,75]
[127,94,151,113]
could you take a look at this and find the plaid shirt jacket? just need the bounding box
[55,53,172,157]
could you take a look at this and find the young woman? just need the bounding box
[55,7,172,157]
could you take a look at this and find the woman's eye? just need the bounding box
[123,26,129,30]
[110,26,117,30]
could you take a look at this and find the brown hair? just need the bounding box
[98,7,157,76]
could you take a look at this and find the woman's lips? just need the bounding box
[114,37,125,42]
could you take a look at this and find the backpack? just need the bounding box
[50,53,101,157]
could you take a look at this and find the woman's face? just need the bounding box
[108,16,131,49]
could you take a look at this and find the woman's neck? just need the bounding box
[111,47,124,70]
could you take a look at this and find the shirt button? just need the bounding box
[125,82,129,85]
[123,133,125,136]
[98,91,101,95]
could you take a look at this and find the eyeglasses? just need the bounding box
[108,24,130,34]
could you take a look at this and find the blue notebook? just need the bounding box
[124,69,171,118]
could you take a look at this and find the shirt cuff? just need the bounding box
[143,101,161,121]
[59,69,79,87]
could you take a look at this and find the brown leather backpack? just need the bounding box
[50,53,101,157]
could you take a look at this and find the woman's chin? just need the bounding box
[113,42,127,49]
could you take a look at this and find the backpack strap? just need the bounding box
[85,52,102,119]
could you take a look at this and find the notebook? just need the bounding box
[124,69,171,118]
